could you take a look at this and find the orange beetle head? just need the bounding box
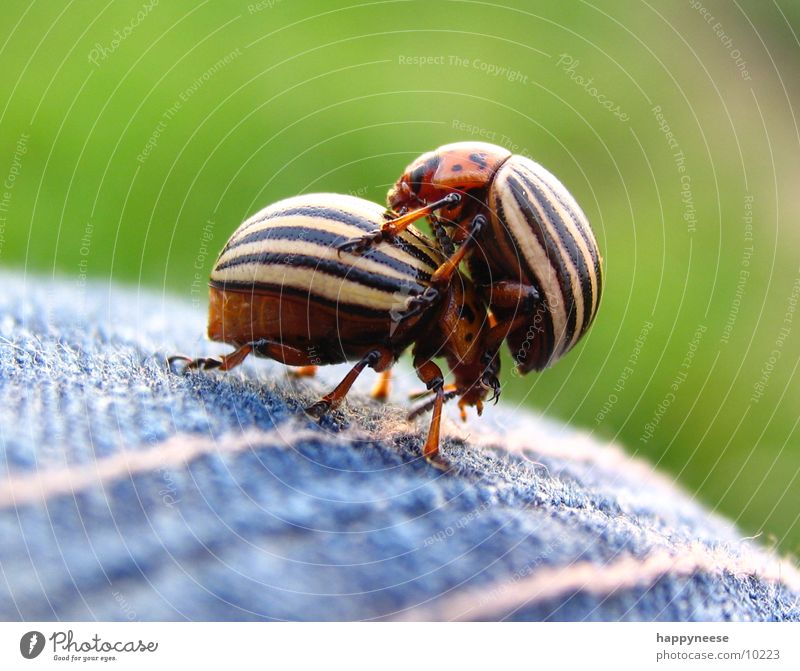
[387,149,446,211]
[388,142,512,224]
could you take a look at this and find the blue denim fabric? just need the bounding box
[0,273,798,621]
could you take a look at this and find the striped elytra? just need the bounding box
[487,156,602,371]
[380,142,603,373]
[172,192,503,467]
[209,193,445,363]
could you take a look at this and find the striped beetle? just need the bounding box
[169,193,501,467]
[339,142,603,373]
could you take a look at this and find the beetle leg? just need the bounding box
[167,343,255,373]
[397,286,440,322]
[430,215,456,256]
[383,205,407,219]
[305,348,393,418]
[411,352,448,470]
[337,193,461,255]
[289,365,318,378]
[484,280,541,312]
[168,338,314,375]
[428,214,487,287]
[371,369,392,401]
[408,383,458,401]
[482,281,543,352]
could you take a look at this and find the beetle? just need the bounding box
[169,192,501,467]
[338,141,603,373]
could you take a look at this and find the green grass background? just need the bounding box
[1,0,798,552]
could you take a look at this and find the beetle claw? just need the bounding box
[167,354,225,373]
[304,399,332,420]
[336,239,366,256]
[425,454,449,471]
[167,355,194,374]
[337,230,383,256]
[399,286,440,322]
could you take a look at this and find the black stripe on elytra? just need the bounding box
[209,279,391,319]
[518,160,601,272]
[215,251,427,295]
[525,166,603,312]
[505,172,578,345]
[534,305,557,369]
[510,302,557,371]
[511,165,595,333]
[489,192,561,365]
[490,188,531,284]
[395,227,444,269]
[223,225,433,280]
[225,204,381,255]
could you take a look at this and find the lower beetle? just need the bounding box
[169,193,501,466]
[339,142,603,373]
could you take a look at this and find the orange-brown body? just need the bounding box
[207,285,433,367]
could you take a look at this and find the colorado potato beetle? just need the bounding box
[339,142,603,373]
[169,193,501,467]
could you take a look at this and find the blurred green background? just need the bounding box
[1,0,798,552]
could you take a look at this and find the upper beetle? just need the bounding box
[339,141,603,373]
[169,192,501,467]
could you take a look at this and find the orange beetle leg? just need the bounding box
[289,365,318,378]
[412,352,448,470]
[408,383,458,401]
[167,342,254,373]
[371,369,392,401]
[168,338,313,374]
[483,281,543,351]
[305,347,393,419]
[485,280,542,311]
[337,193,461,255]
[429,213,487,287]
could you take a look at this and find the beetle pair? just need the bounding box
[340,142,603,374]
[171,142,603,467]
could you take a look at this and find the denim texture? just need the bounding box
[0,273,798,621]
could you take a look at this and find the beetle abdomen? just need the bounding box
[488,156,603,370]
[208,193,444,360]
